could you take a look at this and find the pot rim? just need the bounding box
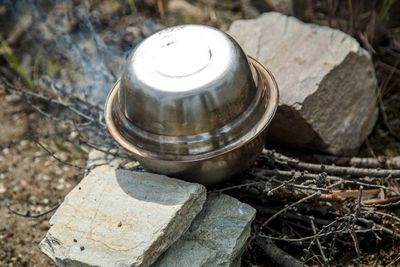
[104,56,279,162]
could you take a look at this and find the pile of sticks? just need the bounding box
[217,149,400,266]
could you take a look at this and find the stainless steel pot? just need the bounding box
[105,24,279,185]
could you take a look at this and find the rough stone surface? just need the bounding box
[228,12,378,155]
[39,166,206,267]
[153,194,256,267]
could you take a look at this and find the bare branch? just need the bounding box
[263,150,400,178]
[33,140,86,170]
[7,201,60,218]
[255,237,305,267]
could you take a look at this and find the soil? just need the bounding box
[0,84,87,266]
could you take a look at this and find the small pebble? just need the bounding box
[73,238,77,243]
[19,140,29,148]
[56,184,65,191]
[69,131,78,140]
[5,94,22,103]
[80,246,85,251]
[62,166,70,172]
[34,151,43,157]
[41,174,51,181]
[44,160,52,167]
[0,183,6,194]
[118,222,122,227]
[20,180,27,187]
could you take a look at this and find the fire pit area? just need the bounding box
[38,14,381,266]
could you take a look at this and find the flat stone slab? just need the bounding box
[39,166,206,267]
[154,194,256,267]
[229,12,378,155]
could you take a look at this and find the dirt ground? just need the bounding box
[0,84,87,266]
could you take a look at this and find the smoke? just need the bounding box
[3,0,161,106]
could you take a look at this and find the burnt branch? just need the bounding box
[255,238,305,267]
[262,149,400,178]
[307,153,400,169]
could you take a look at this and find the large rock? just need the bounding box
[154,194,256,267]
[39,166,206,267]
[228,12,378,155]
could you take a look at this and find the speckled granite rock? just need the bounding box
[228,12,378,155]
[39,166,206,267]
[153,194,256,267]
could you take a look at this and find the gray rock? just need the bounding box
[228,12,378,155]
[39,166,206,267]
[153,194,256,267]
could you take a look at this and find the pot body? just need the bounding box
[135,129,267,185]
[104,25,279,185]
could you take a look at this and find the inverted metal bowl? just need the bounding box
[105,25,279,185]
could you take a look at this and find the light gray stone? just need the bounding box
[153,194,256,267]
[228,12,378,155]
[39,166,206,267]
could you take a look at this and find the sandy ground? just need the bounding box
[0,85,86,266]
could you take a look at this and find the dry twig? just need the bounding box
[7,202,60,218]
[255,237,305,267]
